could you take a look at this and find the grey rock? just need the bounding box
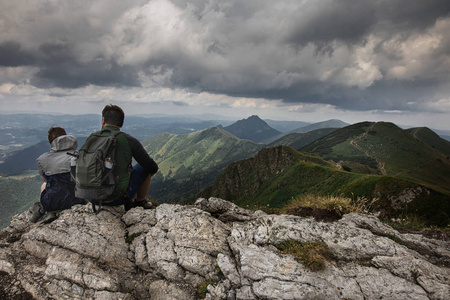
[195,197,264,222]
[205,279,231,300]
[0,197,449,300]
[217,253,241,286]
[149,280,195,300]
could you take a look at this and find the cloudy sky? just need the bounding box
[1,0,450,129]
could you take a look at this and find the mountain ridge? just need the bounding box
[200,145,450,226]
[291,119,349,133]
[263,119,349,144]
[301,121,450,195]
[405,127,450,157]
[268,128,338,150]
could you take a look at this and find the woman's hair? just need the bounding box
[48,125,66,144]
[102,104,125,127]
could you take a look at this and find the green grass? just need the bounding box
[197,279,213,299]
[202,145,450,227]
[141,127,264,203]
[275,240,330,271]
[280,194,377,215]
[301,122,450,195]
[383,213,450,236]
[144,127,262,178]
[232,162,366,209]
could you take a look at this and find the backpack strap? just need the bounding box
[67,151,78,183]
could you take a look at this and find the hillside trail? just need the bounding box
[412,128,420,139]
[351,126,437,178]
[350,124,387,175]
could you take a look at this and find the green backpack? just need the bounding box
[72,128,122,213]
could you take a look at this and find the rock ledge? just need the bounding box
[0,197,449,299]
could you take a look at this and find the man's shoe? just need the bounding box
[135,198,154,209]
[29,202,44,223]
[124,198,136,211]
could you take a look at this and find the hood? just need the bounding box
[50,135,78,152]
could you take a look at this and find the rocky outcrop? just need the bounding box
[201,146,300,200]
[1,197,449,299]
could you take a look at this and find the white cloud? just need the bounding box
[0,66,38,85]
[383,18,450,81]
[104,0,203,66]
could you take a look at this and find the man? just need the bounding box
[99,104,158,210]
[31,126,85,223]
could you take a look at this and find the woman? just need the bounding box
[30,126,85,223]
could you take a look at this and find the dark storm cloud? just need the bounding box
[1,0,449,113]
[284,0,450,50]
[30,42,140,88]
[0,41,37,66]
[285,0,377,49]
[221,80,416,112]
[0,39,140,88]
[379,0,450,30]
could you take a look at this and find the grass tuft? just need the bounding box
[281,194,377,215]
[197,279,213,299]
[385,213,450,237]
[275,240,330,271]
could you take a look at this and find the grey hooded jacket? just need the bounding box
[37,135,78,180]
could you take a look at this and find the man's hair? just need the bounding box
[48,126,66,144]
[102,104,125,127]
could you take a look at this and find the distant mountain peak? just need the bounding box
[223,115,281,143]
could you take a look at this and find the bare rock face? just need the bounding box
[1,197,449,299]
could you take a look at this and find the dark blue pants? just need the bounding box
[106,163,150,206]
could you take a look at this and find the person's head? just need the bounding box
[102,104,125,128]
[48,126,66,144]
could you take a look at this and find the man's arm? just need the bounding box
[125,133,159,174]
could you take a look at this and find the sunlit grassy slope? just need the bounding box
[142,127,264,202]
[301,122,450,195]
[143,127,263,178]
